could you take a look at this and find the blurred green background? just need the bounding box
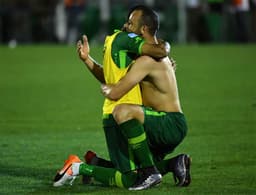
[1,1,256,45]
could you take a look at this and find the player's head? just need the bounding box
[123,5,159,36]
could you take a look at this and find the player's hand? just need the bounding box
[158,39,171,56]
[101,84,112,97]
[164,41,171,55]
[77,35,90,62]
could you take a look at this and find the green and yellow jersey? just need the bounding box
[102,30,145,114]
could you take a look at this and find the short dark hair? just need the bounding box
[128,5,159,36]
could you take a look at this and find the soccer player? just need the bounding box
[53,5,190,190]
[101,6,191,190]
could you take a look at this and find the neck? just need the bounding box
[144,33,158,44]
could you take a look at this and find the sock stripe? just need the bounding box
[128,147,136,170]
[115,171,124,188]
[128,132,146,145]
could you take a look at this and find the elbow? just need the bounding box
[160,47,169,58]
[154,52,167,59]
[158,52,167,58]
[158,42,170,58]
[155,47,168,58]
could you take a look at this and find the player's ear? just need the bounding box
[122,22,128,31]
[140,25,147,35]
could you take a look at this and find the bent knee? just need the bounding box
[112,104,144,124]
[112,104,129,124]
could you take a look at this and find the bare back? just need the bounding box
[140,57,182,112]
[102,55,183,113]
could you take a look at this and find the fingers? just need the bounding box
[77,35,86,47]
[100,84,105,95]
[83,35,88,46]
[101,84,106,90]
[76,35,89,60]
[77,40,82,48]
[77,40,82,46]
[76,40,82,53]
[101,84,111,96]
[76,35,88,47]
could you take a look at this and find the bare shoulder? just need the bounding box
[133,56,157,69]
[137,55,155,63]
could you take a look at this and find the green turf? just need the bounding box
[0,44,255,194]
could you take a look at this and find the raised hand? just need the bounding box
[77,35,90,61]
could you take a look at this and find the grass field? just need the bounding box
[0,44,255,194]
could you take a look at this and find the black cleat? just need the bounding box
[128,167,162,191]
[173,154,191,187]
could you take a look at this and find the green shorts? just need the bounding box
[102,107,188,172]
[142,107,188,161]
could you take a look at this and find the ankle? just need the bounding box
[141,166,160,175]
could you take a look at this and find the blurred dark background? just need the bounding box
[0,0,255,46]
